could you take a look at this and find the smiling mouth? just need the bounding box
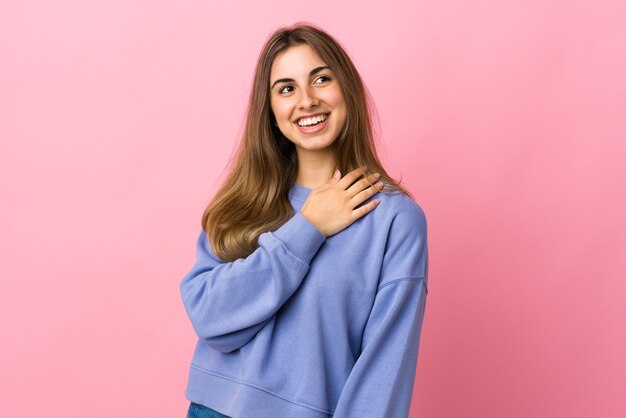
[295,112,330,128]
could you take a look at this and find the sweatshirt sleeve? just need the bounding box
[179,211,326,354]
[332,201,429,418]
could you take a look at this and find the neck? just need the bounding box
[295,147,337,189]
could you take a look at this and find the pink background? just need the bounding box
[1,1,625,417]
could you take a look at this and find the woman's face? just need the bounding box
[269,44,347,152]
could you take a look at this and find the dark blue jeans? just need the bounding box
[186,401,231,418]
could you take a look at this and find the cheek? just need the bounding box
[329,90,347,109]
[272,104,290,122]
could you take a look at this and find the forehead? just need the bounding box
[270,44,326,78]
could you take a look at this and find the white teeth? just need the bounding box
[297,113,328,127]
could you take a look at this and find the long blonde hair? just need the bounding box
[202,22,413,261]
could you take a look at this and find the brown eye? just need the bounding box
[315,75,331,84]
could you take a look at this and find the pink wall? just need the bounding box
[1,1,624,417]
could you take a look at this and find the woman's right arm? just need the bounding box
[179,211,326,354]
[180,166,383,354]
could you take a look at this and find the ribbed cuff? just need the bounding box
[271,211,326,263]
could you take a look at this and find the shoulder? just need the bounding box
[376,186,427,235]
[375,185,429,285]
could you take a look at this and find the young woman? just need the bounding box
[180,23,429,418]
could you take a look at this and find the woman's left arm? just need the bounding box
[333,200,429,418]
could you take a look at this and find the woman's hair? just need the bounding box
[202,22,414,261]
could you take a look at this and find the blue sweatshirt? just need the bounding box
[180,182,429,418]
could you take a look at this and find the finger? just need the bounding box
[350,183,382,210]
[345,173,380,198]
[350,198,381,221]
[337,165,368,190]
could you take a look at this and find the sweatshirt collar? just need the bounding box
[289,182,312,202]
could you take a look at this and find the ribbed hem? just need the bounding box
[185,365,332,418]
[271,211,326,263]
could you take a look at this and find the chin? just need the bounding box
[297,137,337,150]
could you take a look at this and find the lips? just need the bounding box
[294,112,330,124]
[294,112,330,134]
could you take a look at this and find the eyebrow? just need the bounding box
[271,66,331,90]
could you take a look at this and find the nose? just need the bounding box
[298,85,319,110]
